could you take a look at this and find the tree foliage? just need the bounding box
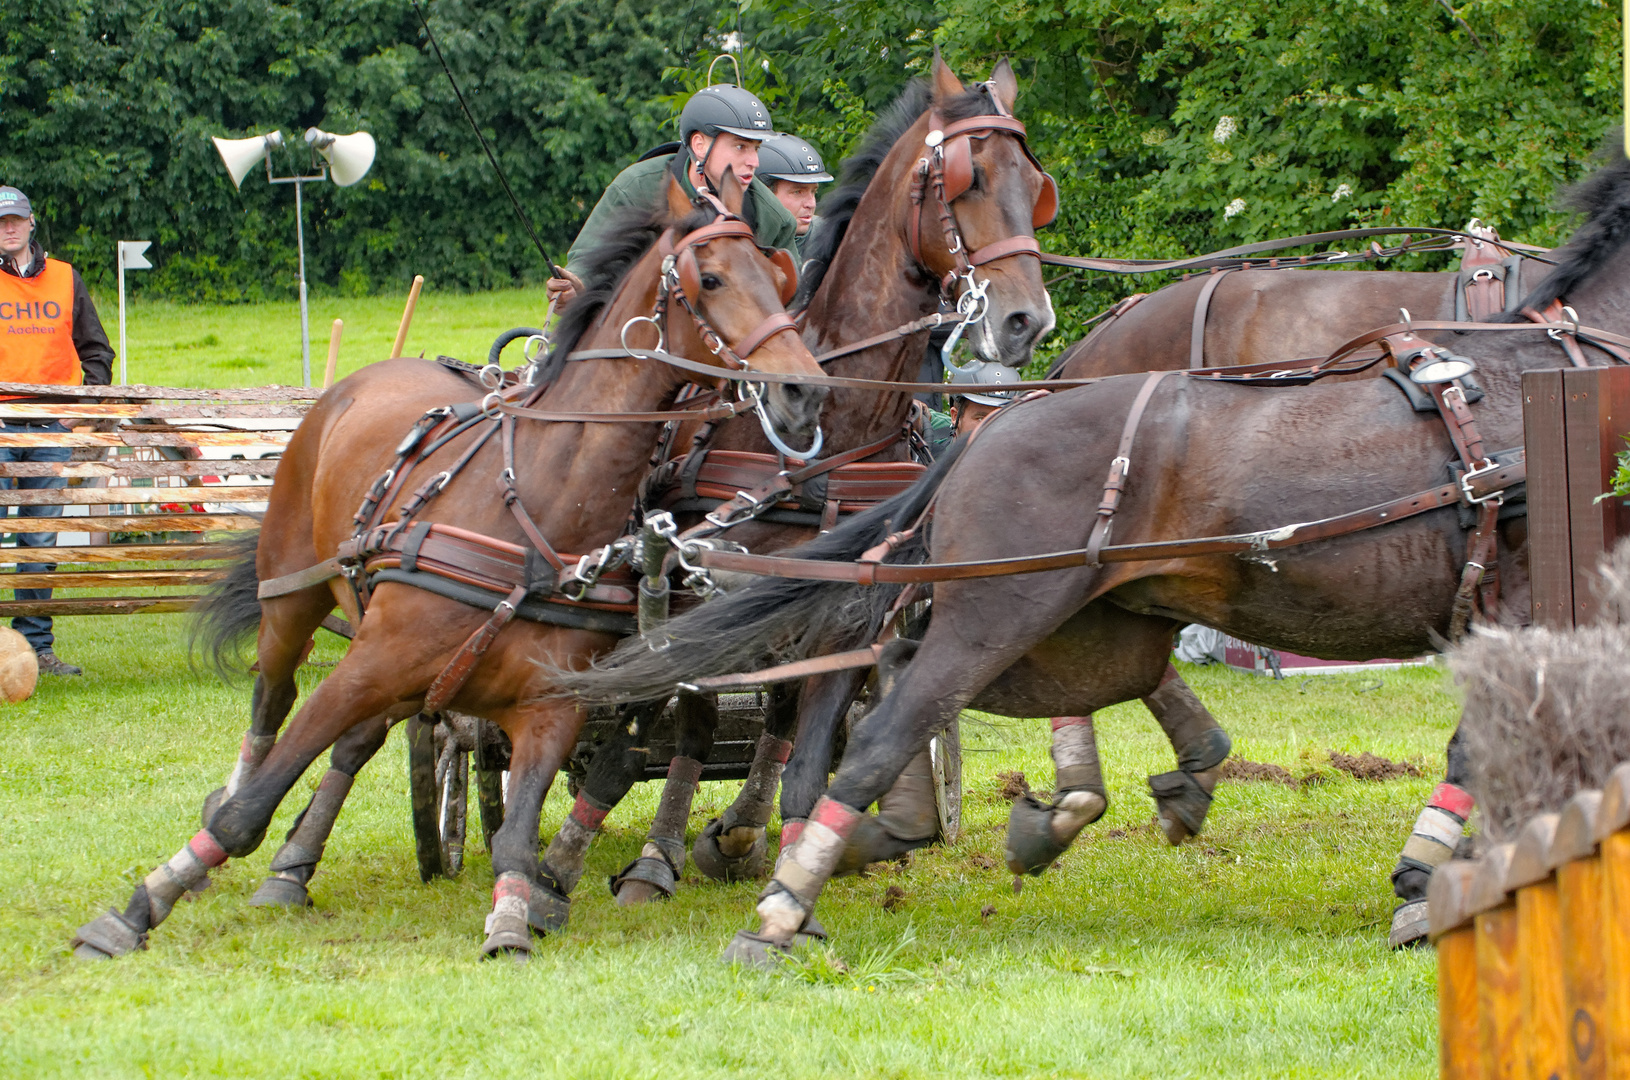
[2,0,1619,324]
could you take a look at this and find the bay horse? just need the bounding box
[69,172,829,961]
[556,140,1630,961]
[543,56,1057,911]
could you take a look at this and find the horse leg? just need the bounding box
[614,692,718,904]
[1140,664,1233,845]
[832,640,942,874]
[1387,719,1475,949]
[692,687,792,882]
[73,647,411,959]
[775,667,869,862]
[249,714,393,908]
[202,590,333,827]
[480,699,583,959]
[538,699,662,909]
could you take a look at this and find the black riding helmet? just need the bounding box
[755,134,834,184]
[679,84,779,145]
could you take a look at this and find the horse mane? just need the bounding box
[1512,128,1630,313]
[544,168,717,379]
[793,79,1005,308]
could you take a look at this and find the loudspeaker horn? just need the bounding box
[305,129,377,188]
[212,131,284,190]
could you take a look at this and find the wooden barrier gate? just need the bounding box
[0,381,320,619]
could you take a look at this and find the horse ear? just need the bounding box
[990,58,1019,113]
[665,174,693,219]
[715,168,746,216]
[931,48,964,103]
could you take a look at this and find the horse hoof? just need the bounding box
[721,930,791,969]
[480,935,532,961]
[692,817,767,882]
[249,874,311,908]
[1004,795,1070,876]
[1388,899,1431,949]
[1149,770,1213,845]
[610,855,676,906]
[71,909,146,959]
[200,787,227,829]
[792,912,828,946]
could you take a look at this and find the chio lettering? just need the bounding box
[0,301,61,320]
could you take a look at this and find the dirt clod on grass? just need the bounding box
[979,904,997,920]
[1219,758,1297,786]
[969,851,998,870]
[1328,750,1422,781]
[995,770,1030,800]
[882,885,906,912]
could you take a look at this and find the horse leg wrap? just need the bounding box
[252,769,353,908]
[697,735,790,879]
[480,871,534,958]
[830,748,939,877]
[540,791,610,896]
[1389,782,1474,949]
[755,798,859,942]
[203,731,277,827]
[611,758,703,904]
[1003,719,1107,876]
[772,818,806,875]
[1145,724,1231,845]
[73,830,227,959]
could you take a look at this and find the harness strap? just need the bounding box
[498,414,567,572]
[735,312,801,360]
[423,584,528,713]
[691,456,1526,585]
[1189,268,1237,369]
[1087,371,1175,566]
[1524,301,1592,368]
[968,235,1041,267]
[680,644,889,693]
[810,313,946,366]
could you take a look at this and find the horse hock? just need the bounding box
[1141,667,1232,845]
[1005,716,1108,877]
[694,734,792,882]
[1388,781,1475,949]
[250,770,353,908]
[612,755,705,904]
[725,796,861,966]
[72,829,229,959]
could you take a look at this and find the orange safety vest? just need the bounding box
[0,258,82,386]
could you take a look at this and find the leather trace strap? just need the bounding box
[1086,371,1174,565]
[423,584,527,712]
[1188,268,1238,369]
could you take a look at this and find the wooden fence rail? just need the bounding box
[1429,761,1630,1079]
[0,381,320,619]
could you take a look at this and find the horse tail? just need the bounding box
[189,526,263,679]
[555,439,968,704]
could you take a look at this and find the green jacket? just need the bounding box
[566,153,799,281]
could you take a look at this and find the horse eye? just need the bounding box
[700,273,722,291]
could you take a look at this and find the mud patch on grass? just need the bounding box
[995,770,1030,800]
[1328,750,1422,781]
[1219,757,1297,785]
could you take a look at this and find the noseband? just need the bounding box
[652,210,800,371]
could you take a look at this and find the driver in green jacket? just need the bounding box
[548,84,799,308]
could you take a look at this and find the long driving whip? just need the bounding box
[411,0,566,278]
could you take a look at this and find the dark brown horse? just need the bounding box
[69,174,830,960]
[557,142,1630,961]
[544,56,1058,911]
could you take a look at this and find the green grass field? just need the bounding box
[98,285,553,389]
[0,605,1454,1078]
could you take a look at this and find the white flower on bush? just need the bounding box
[1224,198,1246,219]
[1213,116,1237,144]
[1332,183,1353,203]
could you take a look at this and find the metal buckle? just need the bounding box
[1460,460,1507,506]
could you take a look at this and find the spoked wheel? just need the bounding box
[408,712,510,880]
[930,716,963,843]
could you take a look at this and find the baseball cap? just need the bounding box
[0,187,32,220]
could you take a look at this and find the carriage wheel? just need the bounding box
[436,745,470,877]
[931,716,963,843]
[476,762,504,852]
[407,713,445,882]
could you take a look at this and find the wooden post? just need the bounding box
[322,319,343,389]
[1598,764,1630,1079]
[390,275,424,359]
[1429,860,1482,1080]
[1550,792,1606,1080]
[1507,815,1568,1080]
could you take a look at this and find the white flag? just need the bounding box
[118,241,152,270]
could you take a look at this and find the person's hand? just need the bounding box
[546,268,584,309]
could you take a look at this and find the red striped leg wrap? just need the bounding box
[485,871,531,936]
[142,831,227,927]
[570,792,611,831]
[1400,783,1473,871]
[1050,715,1103,793]
[770,797,860,907]
[779,820,806,849]
[762,735,793,764]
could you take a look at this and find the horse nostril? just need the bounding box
[1006,311,1033,338]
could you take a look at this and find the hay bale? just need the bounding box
[1449,538,1630,838]
[0,627,38,703]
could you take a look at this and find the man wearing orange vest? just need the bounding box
[0,186,114,676]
